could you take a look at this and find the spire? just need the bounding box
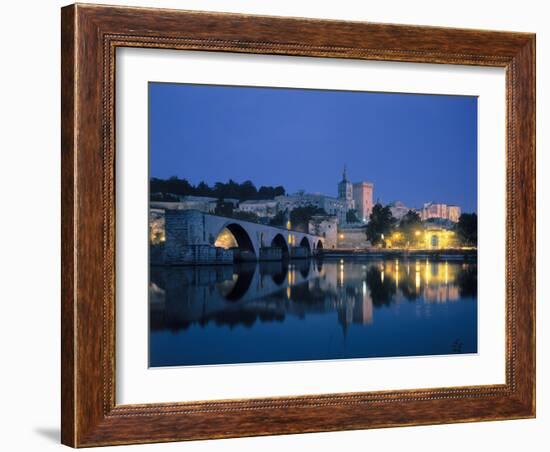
[342,165,348,182]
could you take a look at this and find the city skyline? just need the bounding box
[150,82,477,213]
[150,173,464,215]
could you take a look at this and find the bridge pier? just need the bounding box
[290,246,311,259]
[259,247,283,261]
[232,248,257,262]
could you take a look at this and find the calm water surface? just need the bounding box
[149,258,477,367]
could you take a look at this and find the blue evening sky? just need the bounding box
[149,83,477,213]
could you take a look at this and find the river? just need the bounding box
[149,257,477,367]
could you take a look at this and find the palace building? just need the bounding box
[338,166,374,223]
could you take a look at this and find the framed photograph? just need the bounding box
[61,3,535,447]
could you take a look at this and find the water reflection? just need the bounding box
[150,257,477,366]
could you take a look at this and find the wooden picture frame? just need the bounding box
[61,3,535,447]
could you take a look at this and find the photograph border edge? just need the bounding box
[61,3,536,447]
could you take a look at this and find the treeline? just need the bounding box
[150,177,286,201]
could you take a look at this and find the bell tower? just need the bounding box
[338,165,353,203]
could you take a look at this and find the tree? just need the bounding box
[258,185,286,199]
[366,203,395,247]
[150,192,179,202]
[289,205,327,232]
[269,211,286,227]
[273,186,285,197]
[149,177,286,202]
[232,211,260,223]
[214,199,234,217]
[398,210,423,247]
[195,181,211,196]
[238,180,258,200]
[365,266,396,306]
[346,209,360,224]
[456,213,477,246]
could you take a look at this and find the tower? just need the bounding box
[338,166,354,206]
[352,181,374,222]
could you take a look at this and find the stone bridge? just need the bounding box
[163,209,324,265]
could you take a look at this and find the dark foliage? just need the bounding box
[214,199,260,223]
[289,205,327,232]
[456,213,478,246]
[269,211,286,227]
[150,176,285,201]
[398,210,423,246]
[365,266,397,306]
[456,264,478,298]
[150,192,179,202]
[366,203,396,247]
[346,209,360,223]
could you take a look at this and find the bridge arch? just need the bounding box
[215,223,257,261]
[219,264,255,302]
[271,233,289,260]
[316,240,324,250]
[299,236,312,256]
[270,261,289,286]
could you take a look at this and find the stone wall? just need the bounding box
[150,244,165,265]
[337,226,368,249]
[309,215,338,249]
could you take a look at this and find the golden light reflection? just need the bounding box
[288,266,296,286]
[338,261,345,287]
[214,228,238,249]
[395,266,399,289]
[424,259,430,285]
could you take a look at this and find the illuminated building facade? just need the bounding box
[421,202,461,223]
[423,227,459,249]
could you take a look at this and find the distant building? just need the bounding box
[447,205,461,222]
[308,215,338,249]
[150,195,217,213]
[276,193,349,224]
[150,195,245,215]
[352,182,374,222]
[421,202,461,223]
[388,201,414,220]
[236,200,278,218]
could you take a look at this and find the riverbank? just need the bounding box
[319,248,477,261]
